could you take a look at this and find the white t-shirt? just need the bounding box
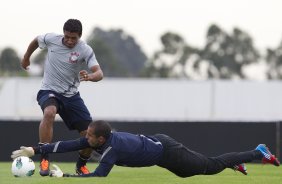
[37,33,99,97]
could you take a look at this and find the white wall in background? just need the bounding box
[0,77,281,121]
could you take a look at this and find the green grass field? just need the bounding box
[1,162,281,184]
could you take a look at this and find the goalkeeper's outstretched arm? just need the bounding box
[11,137,90,159]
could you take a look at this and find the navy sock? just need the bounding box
[38,142,49,161]
[76,153,90,168]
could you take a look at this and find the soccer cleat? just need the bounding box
[39,159,50,176]
[233,163,247,175]
[255,144,280,166]
[76,165,90,175]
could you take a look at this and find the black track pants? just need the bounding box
[153,134,263,178]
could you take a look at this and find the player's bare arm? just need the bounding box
[21,37,39,70]
[79,65,103,82]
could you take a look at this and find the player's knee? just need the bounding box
[175,172,190,178]
[43,106,57,119]
[171,170,194,178]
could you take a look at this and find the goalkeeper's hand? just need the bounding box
[50,164,64,177]
[11,146,34,159]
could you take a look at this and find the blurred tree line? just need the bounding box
[1,24,282,80]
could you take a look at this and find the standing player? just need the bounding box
[12,120,280,177]
[21,19,103,176]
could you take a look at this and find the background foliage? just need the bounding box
[1,24,282,80]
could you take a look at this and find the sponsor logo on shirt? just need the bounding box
[69,52,80,63]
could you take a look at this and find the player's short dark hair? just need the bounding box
[63,19,83,36]
[89,120,112,139]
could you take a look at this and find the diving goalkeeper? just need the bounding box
[11,120,280,177]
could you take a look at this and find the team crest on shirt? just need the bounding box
[48,93,55,98]
[68,52,80,63]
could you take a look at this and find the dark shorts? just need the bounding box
[37,90,92,131]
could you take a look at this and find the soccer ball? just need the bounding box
[11,156,35,177]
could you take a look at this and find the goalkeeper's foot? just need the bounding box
[255,144,280,166]
[76,165,90,175]
[39,159,50,176]
[233,163,247,175]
